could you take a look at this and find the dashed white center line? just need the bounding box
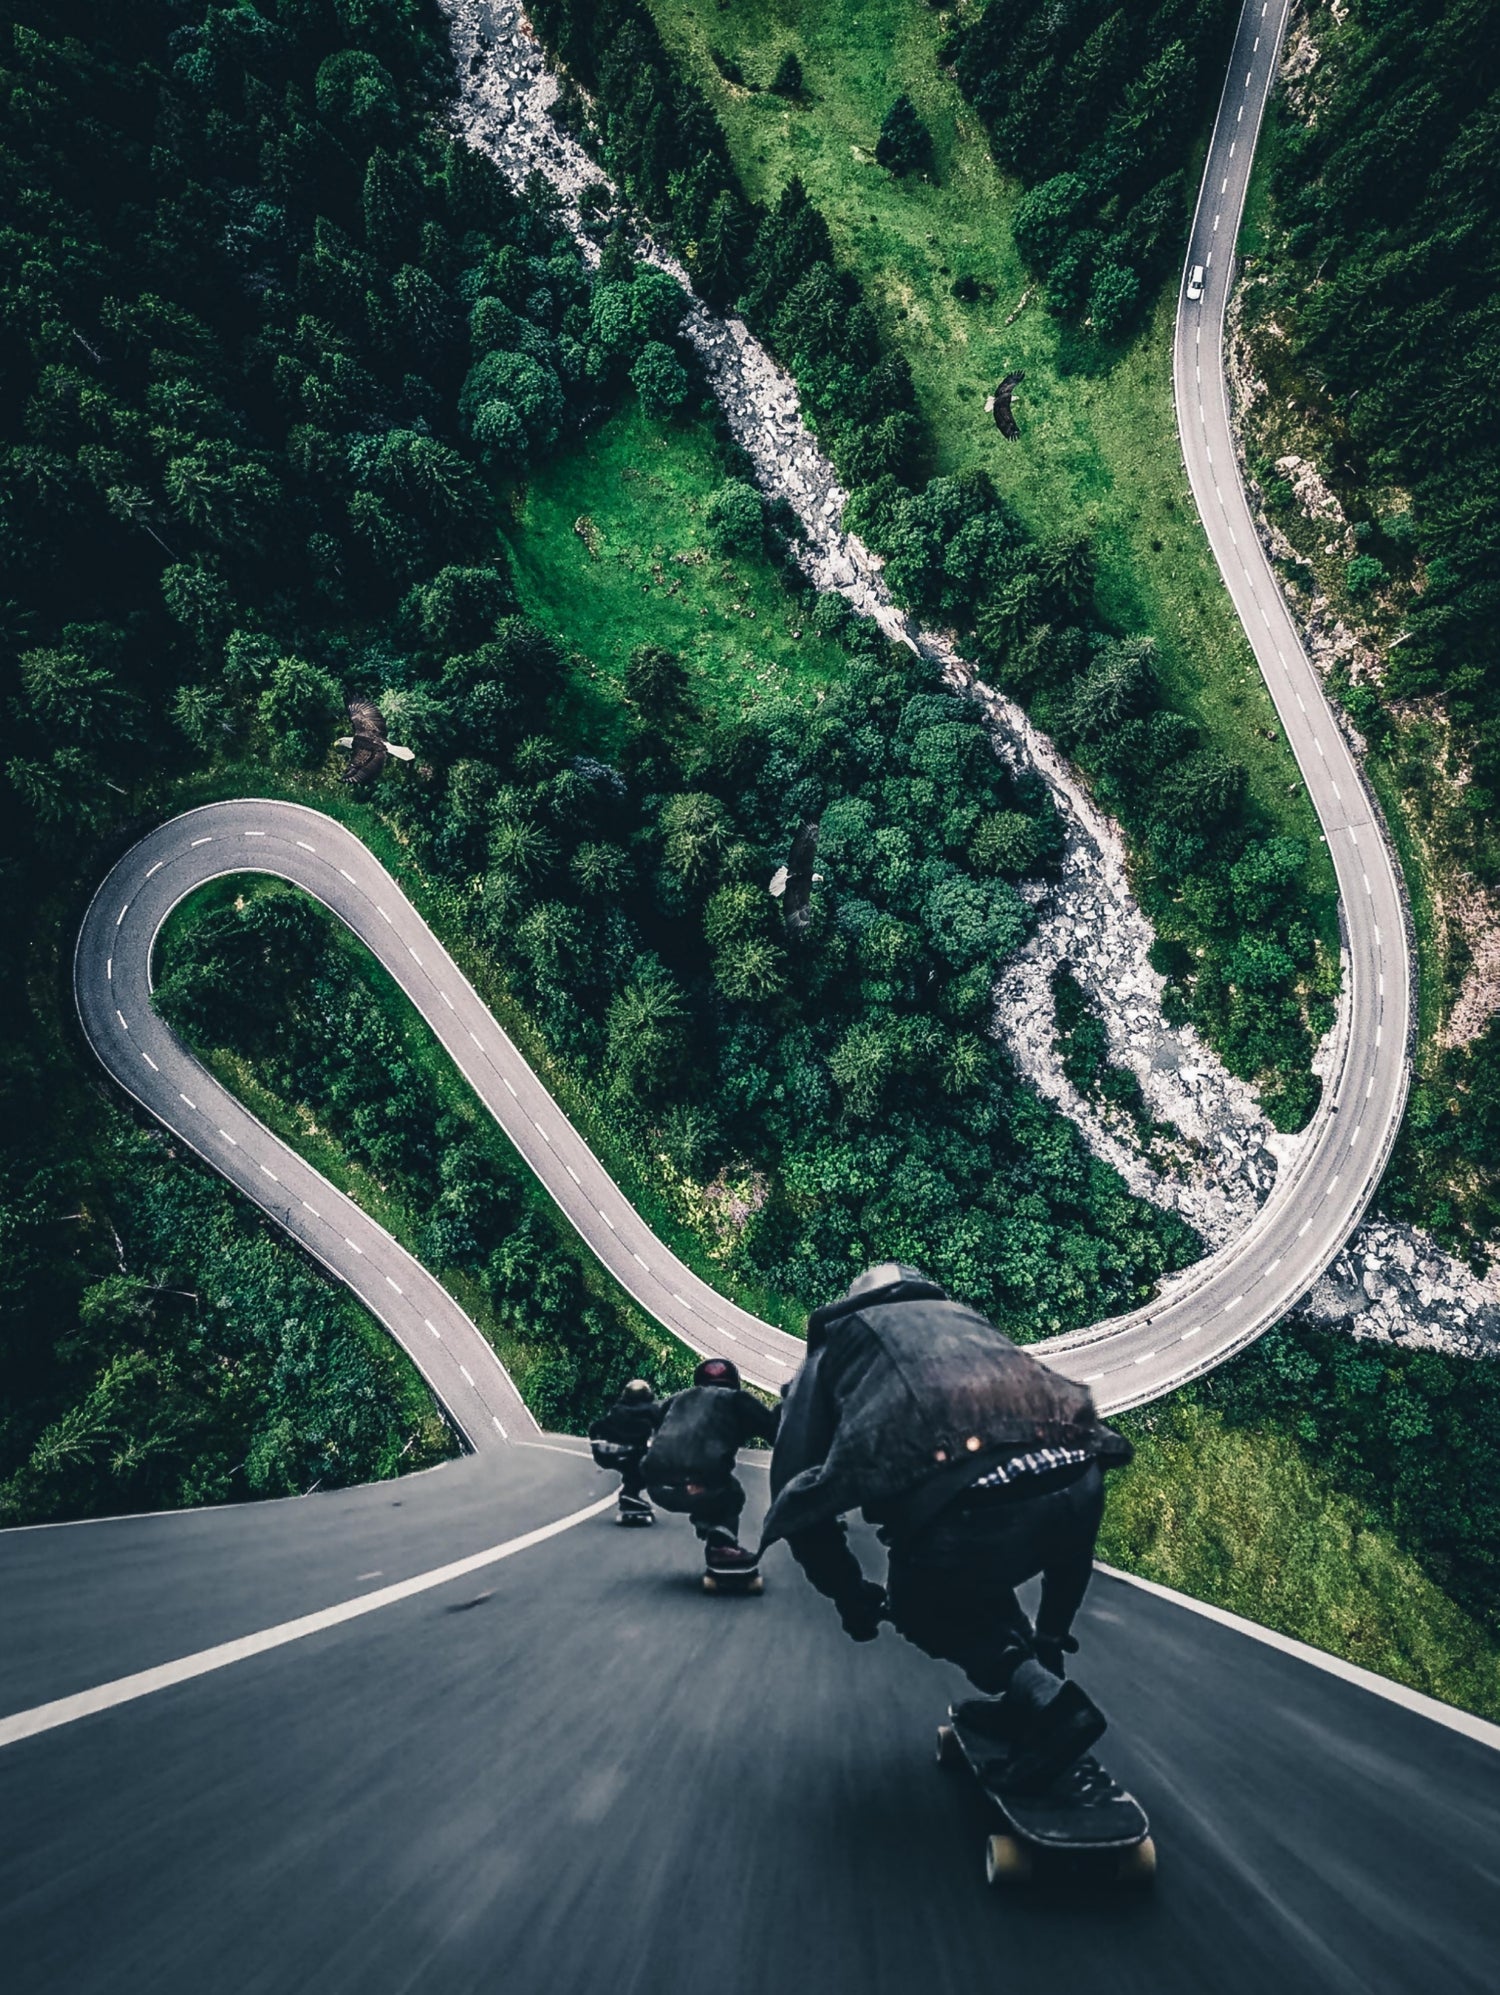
[600,1210,616,1229]
[493,1416,507,1437]
[146,861,163,877]
[503,1076,517,1096]
[534,1122,551,1143]
[441,991,455,1008]
[343,1236,363,1254]
[1328,1174,1340,1193]
[377,907,392,924]
[566,1164,580,1183]
[1134,1350,1157,1365]
[1350,1126,1363,1146]
[425,1319,440,1338]
[106,958,112,980]
[218,1129,237,1146]
[408,947,422,965]
[1180,1326,1203,1340]
[259,1164,278,1182]
[296,840,316,852]
[1222,1297,1244,1315]
[386,1276,403,1294]
[459,1366,474,1387]
[179,1094,197,1110]
[244,830,265,839]
[115,1010,128,1030]
[469,1029,483,1047]
[1299,1219,1312,1237]
[1367,1076,1375,1097]
[1363,873,1373,894]
[1268,1258,1281,1273]
[632,1252,649,1270]
[339,868,355,882]
[302,1201,320,1218]
[141,1052,158,1072]
[117,906,128,926]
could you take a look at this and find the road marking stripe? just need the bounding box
[469,1030,483,1046]
[116,1009,128,1030]
[600,1209,615,1228]
[566,1164,580,1183]
[1134,1350,1157,1365]
[117,905,128,926]
[106,957,112,980]
[378,907,392,924]
[191,837,213,847]
[340,868,356,882]
[259,1165,278,1182]
[297,840,316,851]
[218,1130,237,1146]
[408,947,422,964]
[1180,1326,1202,1339]
[386,1276,402,1294]
[244,830,265,838]
[1094,1565,1500,1753]
[343,1236,363,1253]
[1222,1297,1243,1314]
[1328,1174,1340,1193]
[441,991,454,1008]
[493,1416,507,1436]
[146,861,163,877]
[459,1365,474,1386]
[503,1076,517,1095]
[633,1252,650,1269]
[179,1094,196,1111]
[302,1201,319,1217]
[0,1494,616,1750]
[141,1052,158,1072]
[1299,1219,1312,1236]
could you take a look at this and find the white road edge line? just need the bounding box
[1095,1563,1500,1753]
[0,1493,617,1751]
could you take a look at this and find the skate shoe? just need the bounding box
[704,1541,758,1573]
[615,1493,654,1527]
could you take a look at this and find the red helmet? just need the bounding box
[694,1357,741,1390]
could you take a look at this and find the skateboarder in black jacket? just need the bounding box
[762,1264,1131,1791]
[588,1380,663,1526]
[642,1358,780,1577]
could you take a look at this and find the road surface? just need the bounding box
[3,1448,1497,1993]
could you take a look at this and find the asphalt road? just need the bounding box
[3,1449,1498,1995]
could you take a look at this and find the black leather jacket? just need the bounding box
[640,1385,779,1488]
[760,1269,1129,1596]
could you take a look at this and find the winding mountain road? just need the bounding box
[71,3,1411,1440]
[4,5,1483,1989]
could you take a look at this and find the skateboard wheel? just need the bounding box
[985,1834,1031,1887]
[702,1574,718,1593]
[747,1574,764,1594]
[1116,1836,1157,1886]
[936,1724,962,1770]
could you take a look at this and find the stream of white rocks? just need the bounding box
[443,0,1500,1362]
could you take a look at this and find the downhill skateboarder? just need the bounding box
[588,1379,663,1526]
[763,1264,1132,1791]
[642,1358,781,1585]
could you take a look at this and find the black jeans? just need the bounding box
[647,1475,746,1541]
[884,1463,1104,1694]
[618,1456,648,1501]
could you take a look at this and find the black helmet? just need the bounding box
[619,1379,654,1404]
[694,1356,741,1390]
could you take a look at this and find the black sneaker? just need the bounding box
[1000,1682,1107,1794]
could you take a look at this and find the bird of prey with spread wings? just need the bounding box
[986,371,1025,440]
[768,818,822,940]
[334,700,416,785]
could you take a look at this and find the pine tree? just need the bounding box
[875,94,934,177]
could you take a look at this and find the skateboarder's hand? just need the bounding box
[838,1581,888,1643]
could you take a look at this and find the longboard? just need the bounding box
[938,1712,1155,1889]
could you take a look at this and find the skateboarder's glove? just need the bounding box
[838,1581,889,1643]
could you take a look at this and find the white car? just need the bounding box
[1186,264,1205,302]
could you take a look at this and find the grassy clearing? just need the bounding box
[154,874,698,1407]
[505,398,850,755]
[1103,1397,1500,1722]
[646,0,1338,942]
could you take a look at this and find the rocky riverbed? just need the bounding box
[441,0,1499,1362]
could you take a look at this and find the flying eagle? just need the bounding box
[769,818,823,940]
[986,371,1025,441]
[334,700,416,786]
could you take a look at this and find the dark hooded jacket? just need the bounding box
[761,1266,1129,1568]
[588,1392,663,1455]
[641,1384,779,1488]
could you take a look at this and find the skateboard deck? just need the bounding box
[702,1563,763,1595]
[939,1713,1154,1888]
